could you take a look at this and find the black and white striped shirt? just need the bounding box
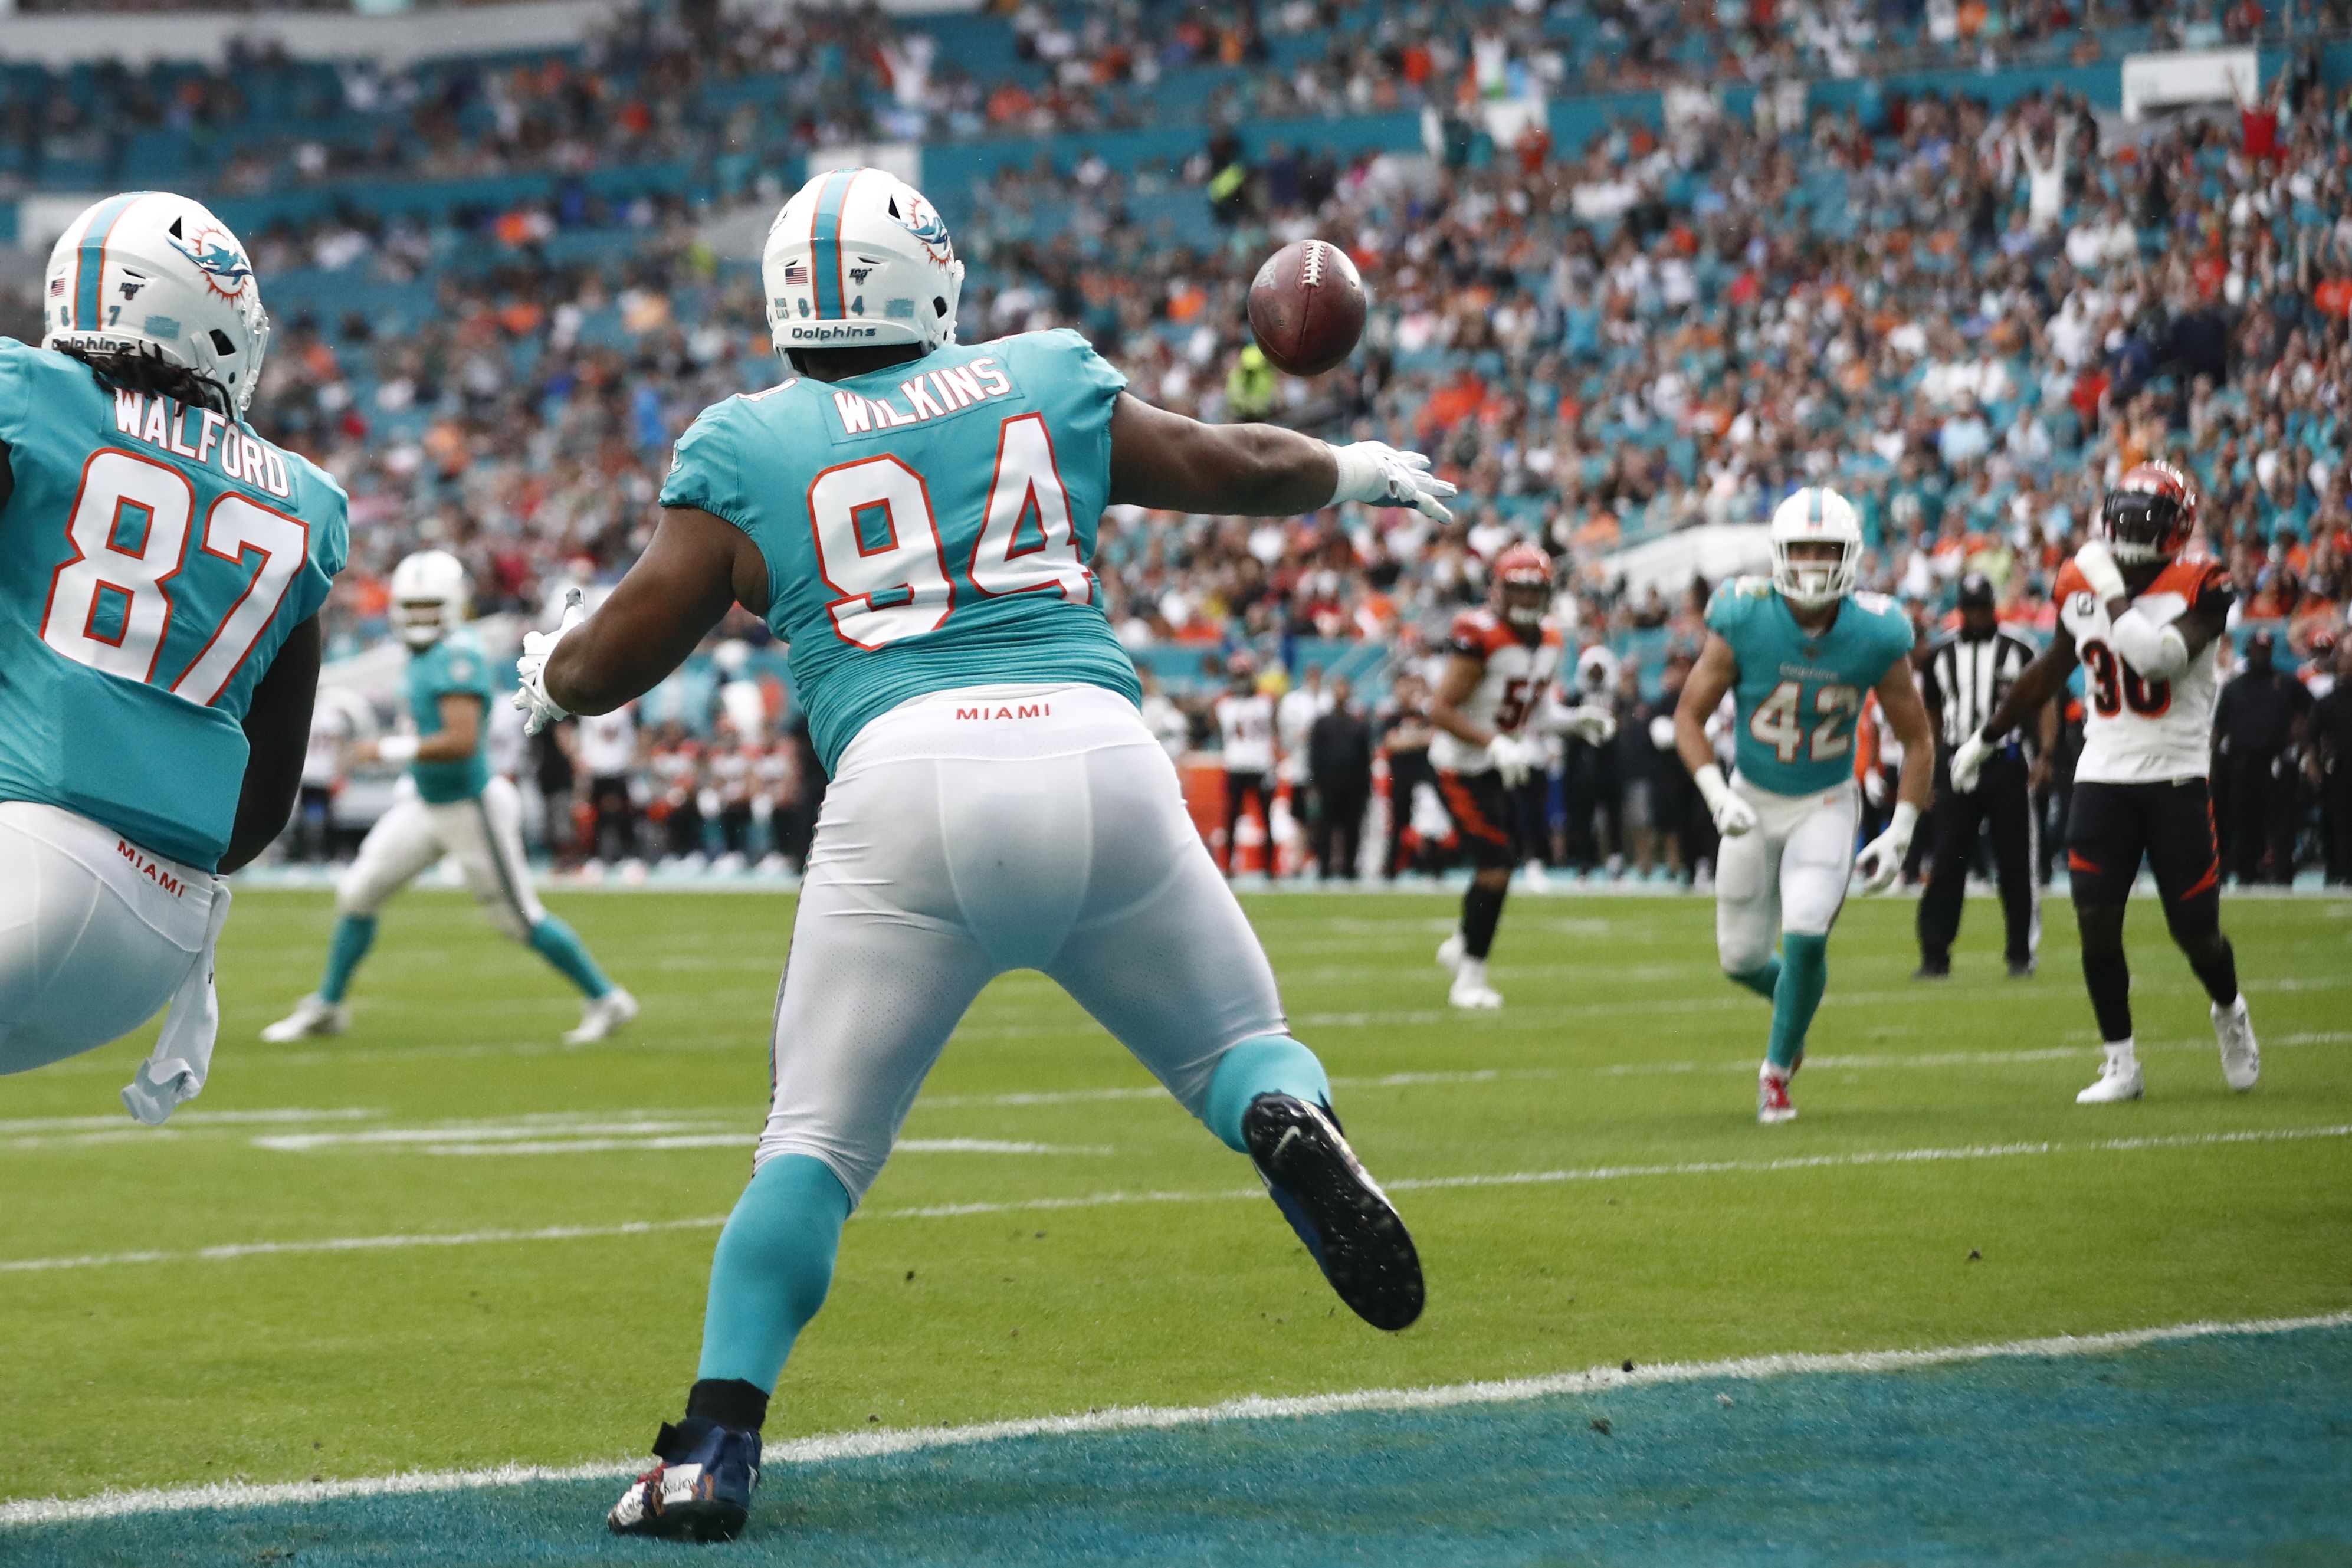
[1921,629,2037,750]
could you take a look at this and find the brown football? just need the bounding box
[1246,238,1366,377]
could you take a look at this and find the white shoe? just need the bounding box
[2212,997,2259,1090]
[2076,1048,2144,1104]
[1757,1067,1797,1124]
[1448,957,1502,1009]
[1435,931,1465,972]
[1520,859,1550,891]
[261,993,347,1042]
[565,987,639,1044]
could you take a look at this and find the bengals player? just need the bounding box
[1426,543,1613,1008]
[1955,463,2258,1103]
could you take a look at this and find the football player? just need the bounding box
[0,192,345,1118]
[508,168,1452,1542]
[261,550,636,1045]
[1427,543,1614,1008]
[1952,463,2257,1103]
[1673,489,1933,1123]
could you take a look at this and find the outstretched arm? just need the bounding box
[542,509,769,717]
[1976,624,2078,744]
[1107,393,1453,519]
[219,614,322,874]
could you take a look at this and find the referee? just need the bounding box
[1915,573,2055,979]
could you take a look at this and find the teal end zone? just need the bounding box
[10,1326,2347,1566]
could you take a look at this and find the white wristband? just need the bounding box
[1887,800,1920,843]
[1326,442,1383,507]
[376,734,419,766]
[1692,762,1733,812]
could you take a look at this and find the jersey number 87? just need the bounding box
[40,447,309,706]
[1749,678,1861,764]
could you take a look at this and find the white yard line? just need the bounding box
[4,1308,2345,1527]
[5,1124,2343,1275]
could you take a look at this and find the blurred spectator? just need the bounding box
[2213,631,2312,885]
[1307,675,1375,881]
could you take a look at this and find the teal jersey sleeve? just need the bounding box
[0,340,348,868]
[1718,580,1907,798]
[659,404,750,527]
[670,330,1140,770]
[406,631,495,804]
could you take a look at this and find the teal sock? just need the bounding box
[1203,1035,1333,1153]
[696,1154,852,1392]
[1767,933,1830,1070]
[318,914,377,1005]
[1728,955,1783,1000]
[527,915,612,999]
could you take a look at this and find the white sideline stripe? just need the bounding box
[5,1309,2346,1527]
[422,1137,1117,1159]
[4,1124,2344,1275]
[0,1108,378,1134]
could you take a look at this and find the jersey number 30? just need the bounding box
[809,413,1090,649]
[40,448,308,705]
[1749,679,1861,765]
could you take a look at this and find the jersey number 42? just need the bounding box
[40,448,309,706]
[1749,679,1861,764]
[811,413,1091,649]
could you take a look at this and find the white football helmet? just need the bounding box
[762,167,965,356]
[390,550,468,650]
[1768,487,1863,609]
[42,191,270,414]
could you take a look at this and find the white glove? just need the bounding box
[1855,801,1920,893]
[1559,706,1616,746]
[1328,441,1458,522]
[513,586,586,737]
[1693,763,1757,838]
[1646,714,1675,752]
[1948,729,1992,794]
[2072,537,2128,605]
[1485,732,1544,788]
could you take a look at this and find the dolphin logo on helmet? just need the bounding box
[166,226,255,297]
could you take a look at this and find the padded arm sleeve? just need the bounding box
[2110,606,2189,680]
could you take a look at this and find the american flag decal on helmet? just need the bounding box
[782,263,809,286]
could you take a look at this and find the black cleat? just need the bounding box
[607,1417,760,1542]
[1242,1093,1424,1331]
[1912,960,1951,980]
[2007,957,2037,979]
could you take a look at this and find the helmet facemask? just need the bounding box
[2098,489,2190,565]
[395,599,452,650]
[1771,539,1858,609]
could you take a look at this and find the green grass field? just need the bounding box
[2,885,2348,1558]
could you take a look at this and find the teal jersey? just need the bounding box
[405,630,495,804]
[0,340,347,870]
[1706,577,1915,797]
[660,329,1140,771]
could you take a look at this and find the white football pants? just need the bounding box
[339,774,545,940]
[757,684,1290,1203]
[1715,775,1861,975]
[0,802,225,1107]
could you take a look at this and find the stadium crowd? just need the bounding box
[5,5,2348,883]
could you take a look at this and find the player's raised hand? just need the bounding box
[513,586,586,737]
[1328,441,1457,522]
[2072,537,2128,605]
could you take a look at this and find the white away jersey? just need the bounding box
[2056,553,2232,783]
[1429,608,1565,774]
[1215,692,1277,773]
